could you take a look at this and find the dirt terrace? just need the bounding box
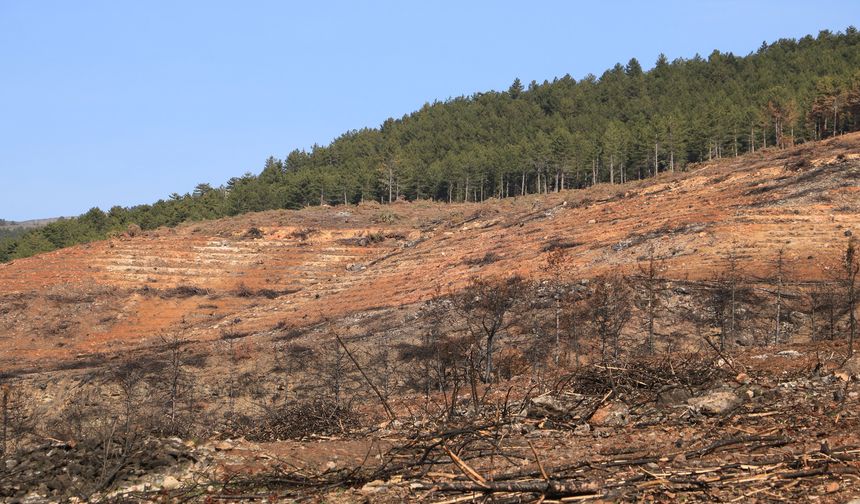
[1,135,859,372]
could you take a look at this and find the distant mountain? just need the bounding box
[0,217,66,229]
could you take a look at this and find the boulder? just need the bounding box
[687,390,742,415]
[590,402,630,427]
[841,355,860,379]
[529,394,568,417]
[161,475,181,491]
[528,393,584,418]
[777,350,802,358]
[657,387,692,406]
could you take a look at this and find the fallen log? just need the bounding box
[415,479,600,498]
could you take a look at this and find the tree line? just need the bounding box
[3,27,860,262]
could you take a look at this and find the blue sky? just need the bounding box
[1,1,857,220]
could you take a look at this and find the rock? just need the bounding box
[161,475,181,490]
[573,423,592,436]
[360,480,387,494]
[324,460,337,471]
[657,387,692,406]
[777,350,802,358]
[214,440,233,451]
[587,219,597,224]
[510,421,535,435]
[841,355,860,379]
[529,394,569,417]
[4,458,17,470]
[734,372,751,384]
[590,402,630,427]
[687,390,742,415]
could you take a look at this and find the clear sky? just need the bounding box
[1,1,857,220]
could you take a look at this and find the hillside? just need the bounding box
[1,136,859,502]
[1,134,858,372]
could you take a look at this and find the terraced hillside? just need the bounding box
[1,134,859,373]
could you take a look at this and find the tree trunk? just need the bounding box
[388,165,393,203]
[609,154,614,184]
[774,250,784,346]
[554,296,561,365]
[484,336,495,383]
[654,142,658,176]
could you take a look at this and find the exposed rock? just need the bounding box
[841,355,860,379]
[657,387,692,406]
[529,394,568,417]
[734,372,752,385]
[687,390,742,415]
[360,479,387,494]
[161,475,181,491]
[777,350,802,358]
[528,393,584,418]
[590,402,630,427]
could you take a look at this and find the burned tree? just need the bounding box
[272,341,313,405]
[1,384,6,458]
[457,275,525,382]
[633,247,667,354]
[765,248,802,346]
[844,237,859,356]
[705,251,749,350]
[809,280,839,341]
[155,333,196,436]
[398,293,468,418]
[585,272,633,363]
[0,382,32,457]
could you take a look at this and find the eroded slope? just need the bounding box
[1,135,859,372]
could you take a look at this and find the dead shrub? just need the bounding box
[244,227,264,239]
[238,398,361,441]
[289,227,317,241]
[463,252,500,266]
[159,285,208,299]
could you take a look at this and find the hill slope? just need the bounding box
[1,134,858,373]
